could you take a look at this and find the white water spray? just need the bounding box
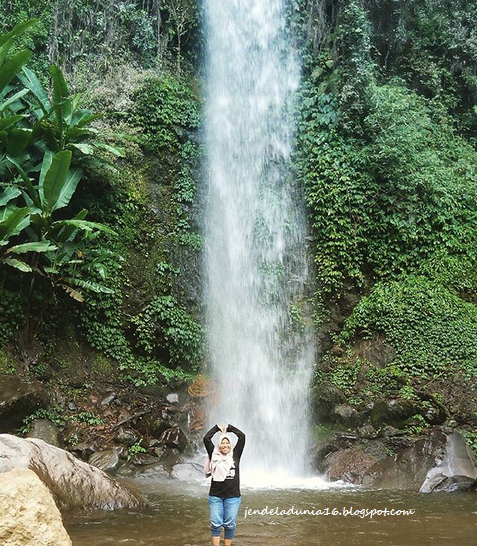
[204,0,315,479]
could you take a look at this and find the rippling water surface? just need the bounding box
[67,480,477,546]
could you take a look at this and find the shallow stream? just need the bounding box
[67,479,477,546]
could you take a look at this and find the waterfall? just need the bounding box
[203,0,315,480]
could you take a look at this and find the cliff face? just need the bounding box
[1,0,477,473]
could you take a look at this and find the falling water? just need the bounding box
[203,0,315,479]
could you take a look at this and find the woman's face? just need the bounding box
[219,437,231,455]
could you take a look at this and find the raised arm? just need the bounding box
[227,424,245,458]
[203,424,220,458]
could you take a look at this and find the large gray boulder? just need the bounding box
[363,428,477,492]
[0,467,72,546]
[0,434,147,512]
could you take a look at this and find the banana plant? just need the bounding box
[0,20,120,306]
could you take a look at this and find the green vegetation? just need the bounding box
[294,0,477,431]
[0,17,203,388]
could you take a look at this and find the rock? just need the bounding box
[0,434,147,511]
[310,382,347,422]
[128,462,170,480]
[27,419,62,447]
[326,446,379,484]
[363,428,477,492]
[100,393,116,406]
[0,467,72,546]
[130,452,159,466]
[151,418,171,439]
[332,405,361,428]
[353,337,397,368]
[160,426,188,451]
[170,462,204,481]
[371,398,418,428]
[166,393,179,404]
[162,448,183,469]
[88,448,123,475]
[420,431,477,492]
[0,375,44,433]
[114,427,139,446]
[71,441,96,459]
[63,424,80,446]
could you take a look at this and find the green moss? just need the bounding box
[0,350,16,375]
[341,275,477,378]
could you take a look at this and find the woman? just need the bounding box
[204,423,245,546]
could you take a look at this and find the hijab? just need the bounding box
[205,432,234,482]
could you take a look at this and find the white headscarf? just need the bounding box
[205,432,234,482]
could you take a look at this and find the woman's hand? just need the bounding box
[219,425,227,434]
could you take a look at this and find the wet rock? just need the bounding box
[332,405,361,428]
[311,382,347,422]
[160,426,187,451]
[166,393,179,404]
[68,402,77,411]
[63,424,80,445]
[170,462,204,481]
[371,398,418,428]
[162,448,183,470]
[130,452,159,466]
[150,418,171,439]
[88,449,122,475]
[358,425,376,438]
[27,419,62,447]
[72,441,96,459]
[114,427,139,446]
[0,375,45,433]
[326,446,380,484]
[0,434,147,511]
[420,397,447,425]
[130,462,170,480]
[100,393,116,406]
[421,431,477,492]
[353,337,397,368]
[363,428,477,492]
[0,468,72,546]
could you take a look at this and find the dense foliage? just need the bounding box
[294,0,477,429]
[0,16,204,385]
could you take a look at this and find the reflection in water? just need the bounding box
[67,480,477,545]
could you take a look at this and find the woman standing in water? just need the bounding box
[204,424,245,546]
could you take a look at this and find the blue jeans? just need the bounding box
[209,495,241,539]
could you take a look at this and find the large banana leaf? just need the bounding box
[6,155,41,208]
[6,127,32,156]
[0,186,21,206]
[18,66,50,114]
[50,65,72,133]
[62,276,114,294]
[0,115,23,131]
[39,150,82,212]
[1,257,32,272]
[7,241,57,254]
[0,19,37,49]
[52,218,116,235]
[0,50,32,94]
[0,206,29,243]
[55,208,88,242]
[0,88,29,113]
[0,36,16,67]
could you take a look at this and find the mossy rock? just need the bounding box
[311,381,347,422]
